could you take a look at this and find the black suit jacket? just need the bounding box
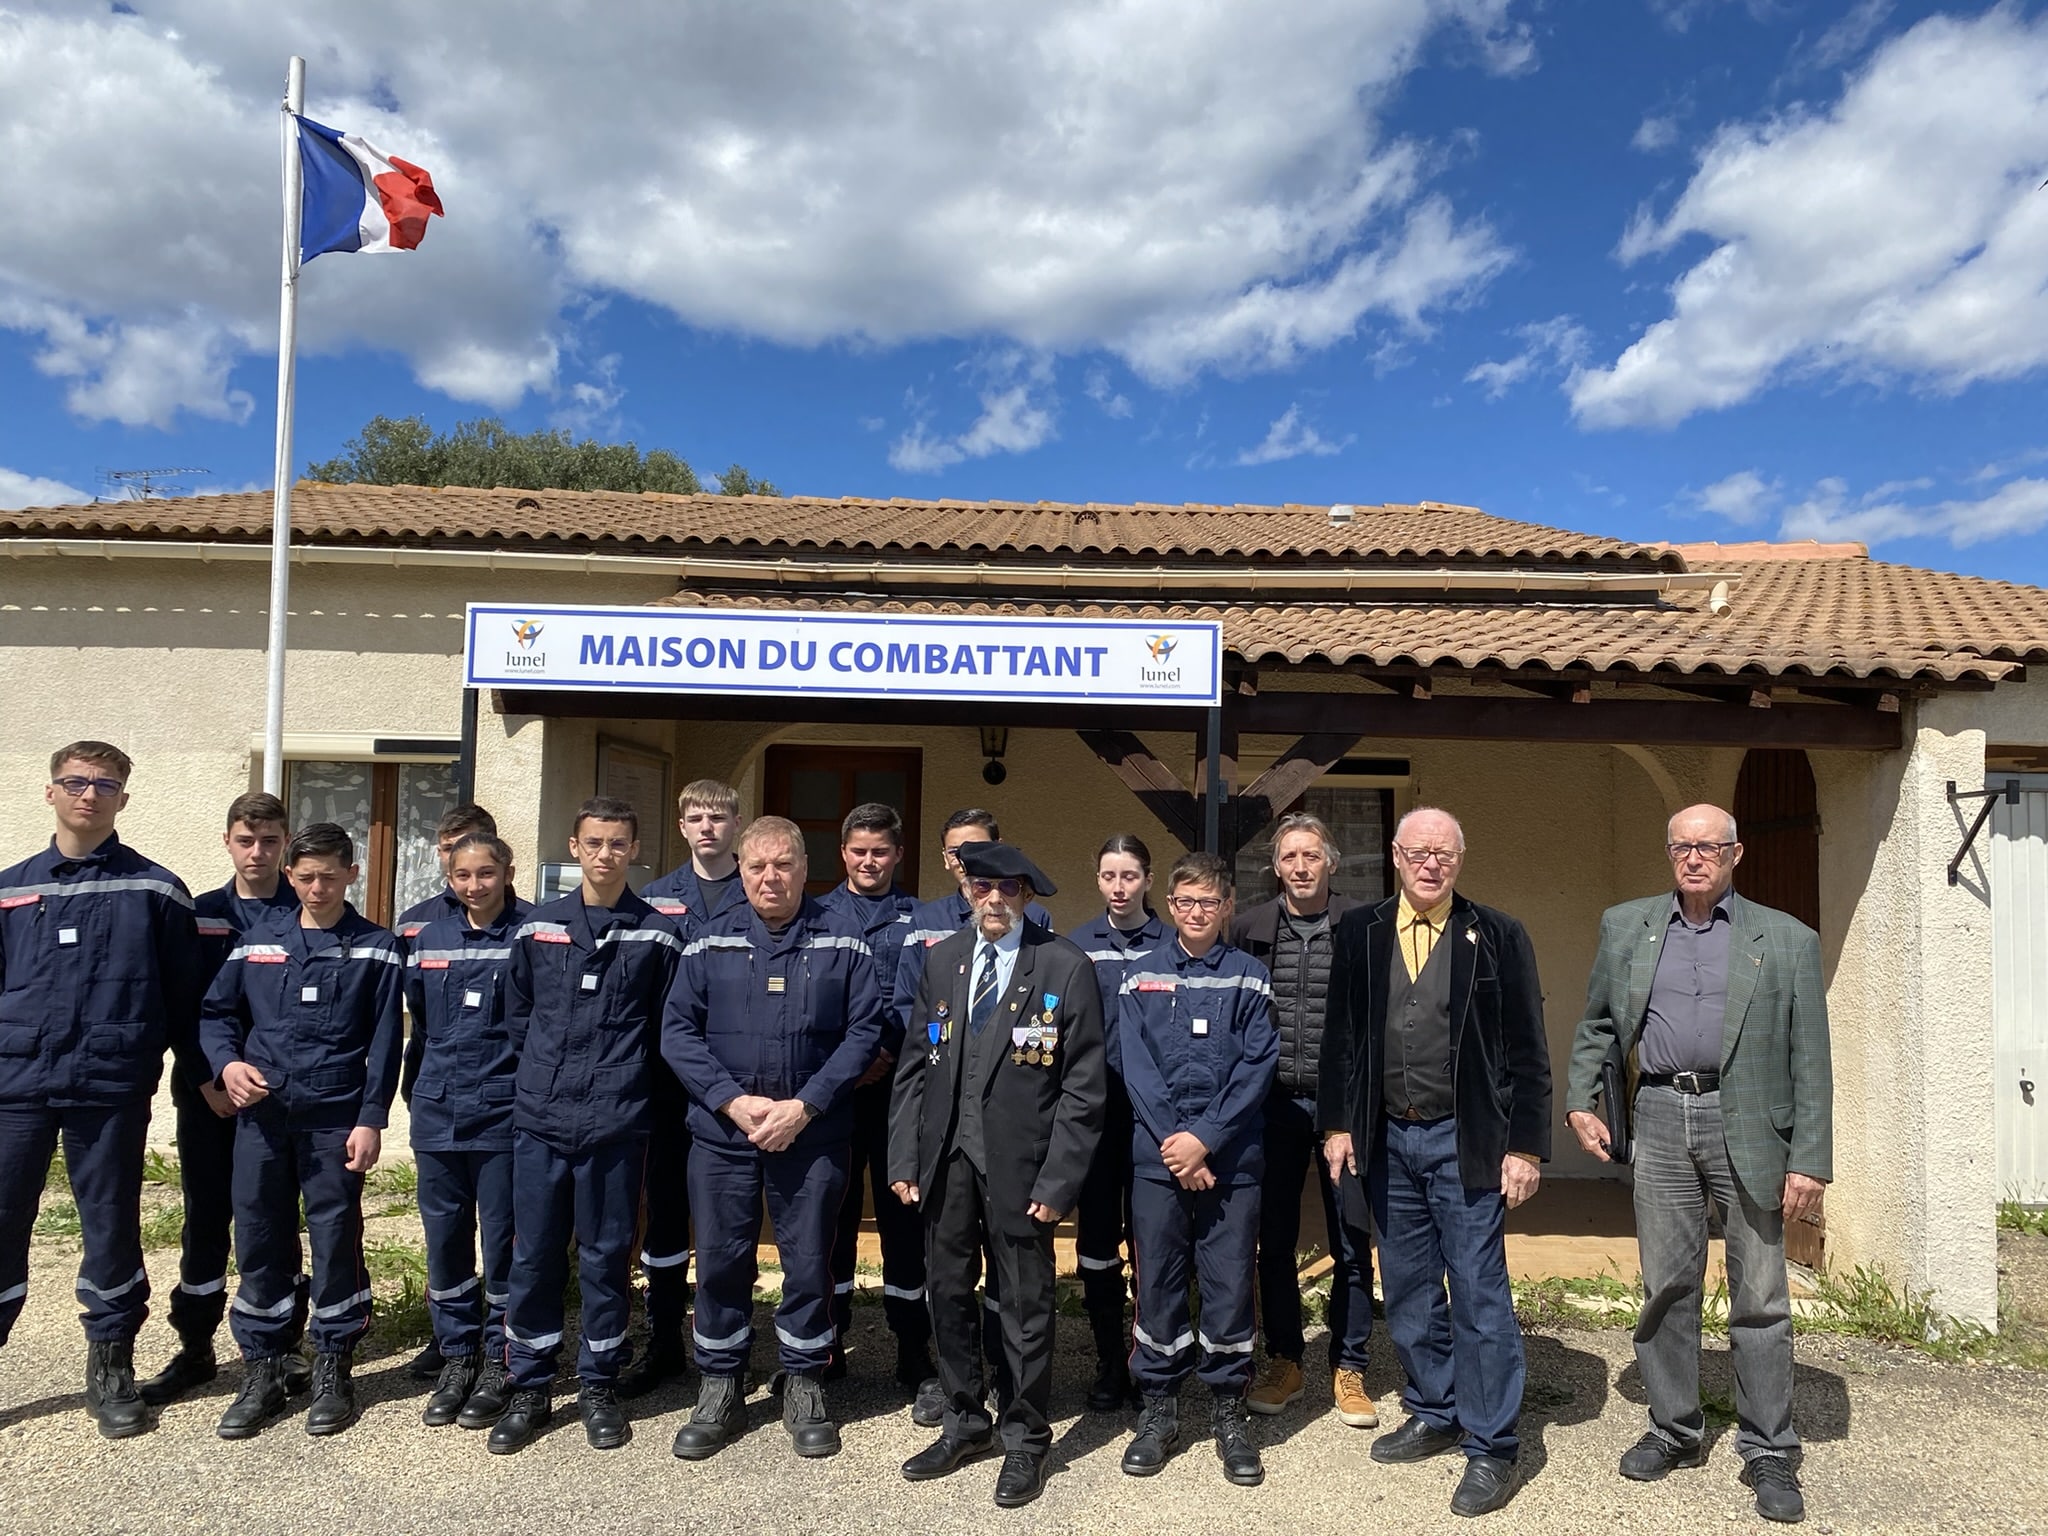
[888,921,1107,1235]
[1317,892,1552,1191]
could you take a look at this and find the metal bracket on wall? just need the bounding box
[1947,777,2028,885]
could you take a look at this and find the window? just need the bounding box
[763,746,922,896]
[287,759,457,925]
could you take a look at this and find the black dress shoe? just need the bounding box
[423,1354,479,1427]
[1741,1454,1806,1524]
[138,1339,217,1407]
[580,1383,630,1449]
[993,1449,1047,1508]
[84,1340,150,1440]
[1619,1430,1705,1481]
[617,1331,688,1400]
[487,1389,553,1455]
[1451,1456,1519,1517]
[902,1431,997,1481]
[911,1376,946,1428]
[303,1354,356,1437]
[458,1358,512,1430]
[405,1339,445,1380]
[672,1374,745,1461]
[1370,1415,1463,1464]
[216,1358,288,1440]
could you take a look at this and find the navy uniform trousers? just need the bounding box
[505,1131,647,1389]
[229,1110,371,1357]
[163,1073,239,1342]
[1128,1173,1260,1395]
[690,1138,848,1379]
[637,1067,693,1346]
[0,1100,152,1345]
[419,1148,514,1361]
[829,1078,928,1350]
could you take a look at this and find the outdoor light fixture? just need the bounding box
[980,725,1009,785]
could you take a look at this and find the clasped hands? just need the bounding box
[722,1093,814,1153]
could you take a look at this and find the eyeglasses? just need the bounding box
[1167,895,1225,914]
[1667,841,1736,862]
[969,878,1024,898]
[52,776,125,798]
[576,838,633,857]
[1393,845,1461,867]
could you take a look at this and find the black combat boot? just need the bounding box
[83,1340,150,1439]
[1121,1393,1180,1476]
[1082,1269,1134,1411]
[617,1327,689,1399]
[1211,1391,1265,1486]
[138,1333,218,1407]
[304,1353,356,1436]
[579,1382,630,1450]
[671,1374,745,1460]
[782,1371,841,1458]
[215,1357,288,1440]
[422,1352,478,1427]
[458,1356,512,1430]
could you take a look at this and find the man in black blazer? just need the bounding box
[1319,807,1550,1519]
[889,842,1106,1509]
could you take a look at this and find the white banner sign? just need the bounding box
[465,603,1222,707]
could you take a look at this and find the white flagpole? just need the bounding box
[262,55,306,797]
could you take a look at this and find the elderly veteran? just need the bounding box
[889,841,1106,1509]
[1567,805,1831,1526]
[1319,806,1550,1519]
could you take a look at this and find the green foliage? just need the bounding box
[34,1199,81,1240]
[142,1148,180,1187]
[1800,1263,1993,1360]
[364,1237,433,1353]
[307,414,782,499]
[1512,1270,1643,1331]
[140,1202,186,1251]
[45,1152,69,1195]
[1998,1199,2048,1237]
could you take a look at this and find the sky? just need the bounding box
[3,1,2048,584]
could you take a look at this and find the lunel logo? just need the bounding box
[504,618,548,671]
[1139,633,1182,687]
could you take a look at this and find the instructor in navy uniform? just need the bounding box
[889,842,1105,1510]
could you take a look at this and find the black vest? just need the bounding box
[1383,930,1454,1120]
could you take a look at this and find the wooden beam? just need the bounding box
[1500,678,1593,704]
[1797,687,1902,713]
[1236,690,1902,750]
[1075,728,1200,849]
[1232,732,1365,844]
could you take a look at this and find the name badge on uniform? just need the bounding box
[0,893,39,910]
[464,989,483,1009]
[1137,979,1175,993]
[420,958,450,970]
[58,927,78,946]
[1192,1017,1209,1037]
[580,973,598,992]
[301,985,319,1004]
[767,975,787,994]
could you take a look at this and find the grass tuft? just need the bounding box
[34,1199,82,1240]
[141,1148,180,1187]
[1997,1199,2048,1238]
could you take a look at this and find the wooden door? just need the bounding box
[763,746,922,897]
[1733,748,1820,931]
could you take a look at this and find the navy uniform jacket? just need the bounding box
[642,863,748,929]
[401,896,532,1152]
[189,880,300,1092]
[506,888,683,1153]
[662,896,885,1155]
[1071,910,1168,1029]
[0,833,204,1108]
[893,889,1054,1051]
[200,904,405,1130]
[1111,938,1277,1187]
[396,885,466,951]
[817,882,917,1054]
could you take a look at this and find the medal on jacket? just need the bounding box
[928,1019,943,1065]
[1011,1023,1031,1065]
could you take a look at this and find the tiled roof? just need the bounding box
[0,483,1678,567]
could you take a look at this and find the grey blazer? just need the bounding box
[1567,890,1832,1209]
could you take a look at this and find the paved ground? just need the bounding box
[4,1231,2046,1536]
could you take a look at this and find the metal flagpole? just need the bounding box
[261,55,306,796]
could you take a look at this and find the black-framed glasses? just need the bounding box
[1167,895,1225,914]
[1392,845,1461,867]
[52,776,125,797]
[969,878,1024,898]
[1666,841,1736,861]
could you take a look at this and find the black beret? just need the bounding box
[955,840,1057,897]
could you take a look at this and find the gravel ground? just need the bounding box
[4,1235,2047,1536]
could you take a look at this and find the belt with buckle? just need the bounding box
[1640,1070,1720,1095]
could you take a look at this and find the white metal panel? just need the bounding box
[1991,775,2048,1204]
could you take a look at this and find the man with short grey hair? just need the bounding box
[1568,804,1831,1525]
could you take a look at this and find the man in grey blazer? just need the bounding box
[1567,804,1832,1526]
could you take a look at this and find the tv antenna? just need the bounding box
[101,467,211,500]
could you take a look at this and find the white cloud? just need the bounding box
[1685,468,1779,525]
[0,2,1527,430]
[1235,404,1353,466]
[0,467,90,511]
[1631,113,1680,152]
[1570,10,2048,429]
[889,353,1059,473]
[1780,473,2048,549]
[1810,0,1892,70]
[1465,315,1589,399]
[1083,368,1133,419]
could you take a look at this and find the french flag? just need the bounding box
[297,116,444,262]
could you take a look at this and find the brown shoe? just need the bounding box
[1333,1367,1379,1428]
[1246,1358,1303,1416]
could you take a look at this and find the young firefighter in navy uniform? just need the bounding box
[0,740,203,1440]
[202,822,405,1440]
[1067,833,1165,1412]
[624,778,746,1397]
[491,797,684,1456]
[139,791,305,1408]
[889,842,1106,1510]
[401,832,530,1430]
[1113,851,1277,1487]
[394,804,501,949]
[663,816,884,1462]
[818,802,926,1395]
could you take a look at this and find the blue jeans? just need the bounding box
[1631,1085,1797,1461]
[1370,1115,1523,1461]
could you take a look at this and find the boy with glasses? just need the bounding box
[0,741,203,1438]
[1112,853,1277,1487]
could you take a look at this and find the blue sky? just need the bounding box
[4,1,2047,584]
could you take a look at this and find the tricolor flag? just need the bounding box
[297,116,444,262]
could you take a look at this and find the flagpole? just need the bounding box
[261,55,306,797]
